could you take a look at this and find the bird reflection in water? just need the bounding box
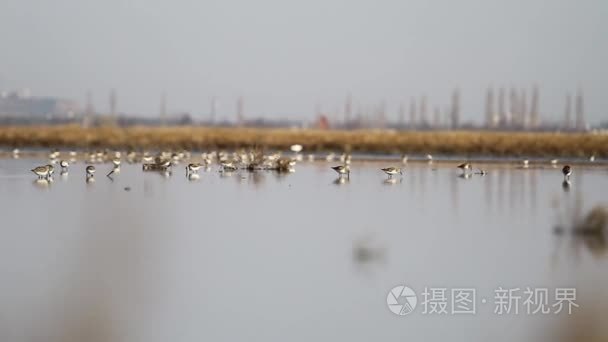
[562,180,571,192]
[352,235,386,274]
[458,173,472,180]
[553,204,608,260]
[383,178,401,185]
[246,171,265,187]
[187,173,200,181]
[333,177,349,185]
[32,178,50,189]
[219,170,235,178]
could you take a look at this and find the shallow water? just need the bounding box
[0,157,607,341]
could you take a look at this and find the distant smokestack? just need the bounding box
[485,86,495,128]
[398,103,405,127]
[83,90,94,128]
[433,106,441,128]
[210,96,218,123]
[498,87,506,127]
[344,93,352,125]
[409,98,417,129]
[529,85,540,128]
[419,95,428,126]
[564,93,572,129]
[509,88,519,127]
[160,92,167,125]
[575,88,585,130]
[378,101,386,128]
[236,96,244,126]
[520,89,527,129]
[450,88,460,129]
[109,89,117,118]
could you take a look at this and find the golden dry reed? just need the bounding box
[0,124,606,157]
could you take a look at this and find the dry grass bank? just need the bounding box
[0,124,606,157]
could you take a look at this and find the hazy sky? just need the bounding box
[0,0,606,123]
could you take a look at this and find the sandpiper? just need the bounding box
[522,159,529,168]
[589,155,595,162]
[331,165,350,178]
[86,165,96,177]
[562,165,572,180]
[186,163,202,173]
[426,154,433,163]
[457,162,472,173]
[290,144,303,153]
[31,165,51,179]
[107,165,120,177]
[47,164,55,177]
[401,154,408,164]
[381,167,402,178]
[157,158,172,169]
[221,161,238,172]
[60,160,69,170]
[112,159,121,167]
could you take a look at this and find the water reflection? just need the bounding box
[32,178,50,189]
[562,180,571,192]
[333,177,349,185]
[352,235,386,274]
[382,178,401,185]
[219,170,235,178]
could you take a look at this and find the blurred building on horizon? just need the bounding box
[0,89,80,122]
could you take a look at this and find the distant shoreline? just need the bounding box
[0,125,606,158]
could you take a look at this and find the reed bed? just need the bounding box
[0,124,606,157]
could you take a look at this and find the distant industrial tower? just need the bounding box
[497,87,506,127]
[398,103,405,127]
[377,101,387,128]
[509,88,519,127]
[433,107,441,128]
[575,89,585,130]
[160,92,167,125]
[83,90,94,127]
[529,85,540,128]
[236,96,244,126]
[520,89,527,129]
[409,98,417,129]
[419,95,428,127]
[210,96,218,123]
[564,93,572,129]
[109,89,117,118]
[450,89,460,129]
[485,86,495,128]
[344,93,352,125]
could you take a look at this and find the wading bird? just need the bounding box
[331,165,350,178]
[381,167,402,178]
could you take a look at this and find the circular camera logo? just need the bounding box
[387,285,417,315]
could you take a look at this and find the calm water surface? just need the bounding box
[0,158,607,341]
